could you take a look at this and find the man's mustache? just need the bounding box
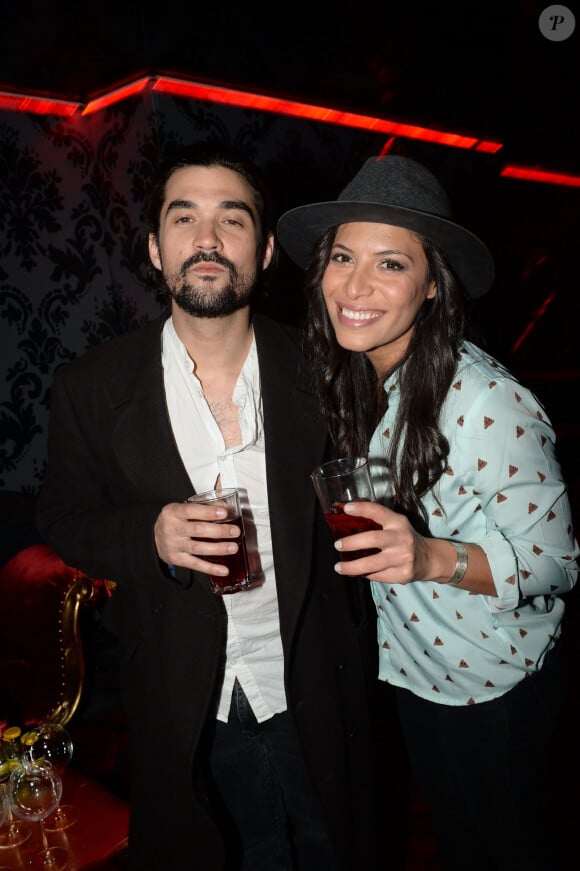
[181,252,236,275]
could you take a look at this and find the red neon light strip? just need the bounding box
[0,77,503,153]
[0,91,80,116]
[3,76,580,189]
[500,164,580,188]
[511,289,557,354]
[152,77,502,153]
[474,140,503,154]
[82,77,150,115]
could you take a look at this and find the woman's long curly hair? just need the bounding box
[303,225,468,527]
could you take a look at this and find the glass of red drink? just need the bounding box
[310,458,381,560]
[187,488,252,594]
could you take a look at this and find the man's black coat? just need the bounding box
[37,313,380,870]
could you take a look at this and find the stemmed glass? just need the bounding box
[9,760,68,870]
[0,757,32,849]
[0,789,18,871]
[22,724,78,831]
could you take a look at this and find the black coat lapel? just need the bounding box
[253,316,330,638]
[104,315,194,503]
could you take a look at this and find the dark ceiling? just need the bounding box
[1,0,578,174]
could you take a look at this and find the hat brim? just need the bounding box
[277,201,494,299]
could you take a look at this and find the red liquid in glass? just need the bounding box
[199,516,251,593]
[324,503,381,560]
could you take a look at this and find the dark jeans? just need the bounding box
[395,645,566,871]
[203,680,339,871]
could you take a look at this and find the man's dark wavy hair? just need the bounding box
[303,226,469,528]
[144,141,275,294]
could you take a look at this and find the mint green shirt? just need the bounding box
[368,341,579,705]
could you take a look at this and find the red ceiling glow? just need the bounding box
[500,165,580,188]
[474,141,503,154]
[0,92,80,116]
[1,75,579,188]
[152,76,500,152]
[82,77,150,115]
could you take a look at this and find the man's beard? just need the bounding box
[161,252,257,318]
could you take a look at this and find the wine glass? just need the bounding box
[22,724,78,831]
[0,788,20,871]
[0,757,33,849]
[9,760,68,870]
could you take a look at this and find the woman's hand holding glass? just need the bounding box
[332,500,428,584]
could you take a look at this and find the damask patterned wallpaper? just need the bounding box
[0,89,383,497]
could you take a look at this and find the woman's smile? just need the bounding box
[337,304,383,324]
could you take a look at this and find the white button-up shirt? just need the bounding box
[162,317,286,722]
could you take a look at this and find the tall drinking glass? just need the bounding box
[187,488,252,594]
[311,457,381,560]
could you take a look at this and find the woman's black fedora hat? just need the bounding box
[276,154,494,298]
